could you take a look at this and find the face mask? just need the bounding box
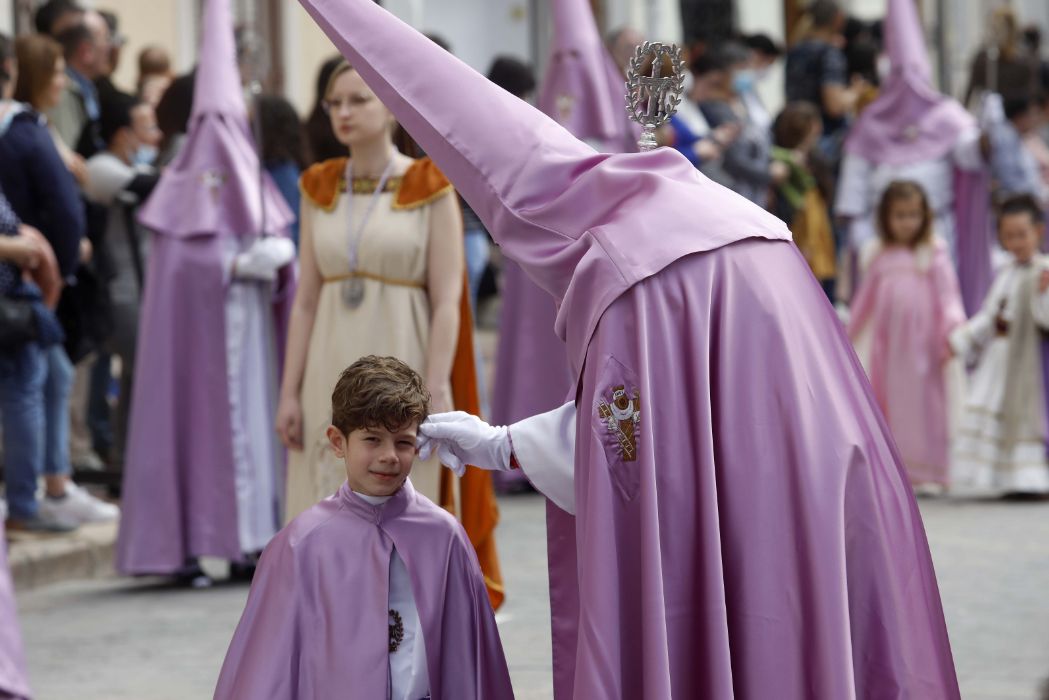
[133,144,158,166]
[732,70,756,94]
[754,66,772,83]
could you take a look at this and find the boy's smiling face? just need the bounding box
[327,422,418,497]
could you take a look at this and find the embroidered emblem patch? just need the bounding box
[556,93,575,123]
[597,385,641,462]
[199,169,227,204]
[388,609,404,653]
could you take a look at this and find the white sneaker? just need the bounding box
[72,451,107,472]
[912,483,946,498]
[39,482,120,525]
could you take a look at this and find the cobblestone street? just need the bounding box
[12,492,1049,699]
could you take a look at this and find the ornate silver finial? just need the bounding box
[625,42,686,152]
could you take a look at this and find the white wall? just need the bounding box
[837,0,1018,101]
[284,0,535,115]
[843,0,885,20]
[387,0,534,79]
[0,0,12,35]
[77,0,196,95]
[945,0,1049,99]
[602,0,683,43]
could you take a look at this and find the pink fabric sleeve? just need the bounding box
[847,255,882,340]
[931,245,967,342]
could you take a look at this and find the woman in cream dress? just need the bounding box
[276,61,464,520]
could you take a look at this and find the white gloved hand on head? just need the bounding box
[417,411,511,477]
[233,236,296,282]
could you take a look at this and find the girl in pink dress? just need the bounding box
[848,181,967,488]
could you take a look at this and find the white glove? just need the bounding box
[233,236,296,282]
[417,411,511,477]
[979,92,1005,130]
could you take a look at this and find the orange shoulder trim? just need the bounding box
[299,157,348,212]
[394,157,454,210]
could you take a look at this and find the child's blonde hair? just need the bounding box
[877,180,933,248]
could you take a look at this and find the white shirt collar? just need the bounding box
[353,490,393,506]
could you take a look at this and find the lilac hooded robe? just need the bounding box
[298,0,961,696]
[839,0,991,315]
[213,480,513,700]
[0,524,30,700]
[116,0,295,574]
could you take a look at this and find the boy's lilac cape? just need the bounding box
[845,0,991,314]
[298,0,960,696]
[213,480,514,700]
[0,523,31,700]
[116,0,295,574]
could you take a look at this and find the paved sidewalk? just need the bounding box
[13,493,554,700]
[922,495,1049,700]
[11,493,1049,699]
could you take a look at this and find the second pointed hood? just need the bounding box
[844,0,973,166]
[298,0,788,378]
[139,0,292,239]
[538,0,630,151]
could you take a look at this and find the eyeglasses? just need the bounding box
[322,94,375,113]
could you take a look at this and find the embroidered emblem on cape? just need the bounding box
[388,609,404,652]
[597,385,641,462]
[556,93,575,123]
[200,169,227,203]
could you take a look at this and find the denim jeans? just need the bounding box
[88,351,114,457]
[463,226,490,311]
[43,344,73,478]
[462,226,491,417]
[0,343,46,520]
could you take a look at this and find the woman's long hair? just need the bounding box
[304,55,345,164]
[257,94,307,169]
[0,33,14,96]
[13,34,62,110]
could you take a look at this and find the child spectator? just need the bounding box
[136,45,172,108]
[989,96,1049,206]
[848,181,966,492]
[951,195,1049,495]
[771,101,836,295]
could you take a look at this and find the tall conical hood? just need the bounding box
[538,0,629,150]
[191,0,247,121]
[844,0,973,166]
[298,0,787,377]
[139,0,293,239]
[885,0,930,83]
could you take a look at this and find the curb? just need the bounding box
[7,521,117,591]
